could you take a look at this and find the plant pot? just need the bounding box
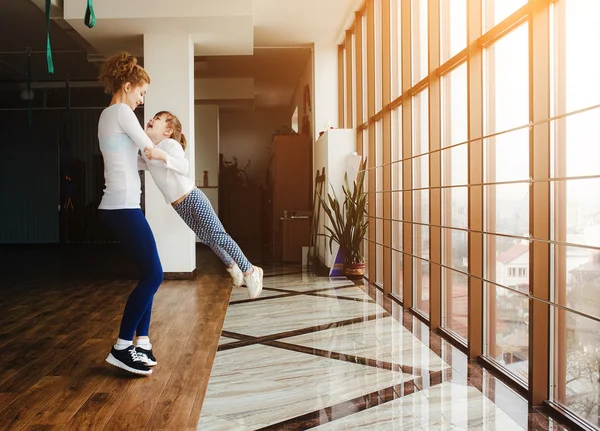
[343,262,365,279]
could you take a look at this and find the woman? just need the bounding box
[97,52,162,376]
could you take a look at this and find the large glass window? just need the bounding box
[341,0,600,426]
[362,13,368,122]
[411,0,428,84]
[441,62,468,340]
[375,120,384,285]
[352,32,357,127]
[362,130,370,278]
[551,0,600,425]
[392,107,403,300]
[413,89,429,316]
[342,47,348,128]
[483,24,530,383]
[440,0,467,63]
[483,0,528,31]
[390,0,402,100]
[375,0,383,113]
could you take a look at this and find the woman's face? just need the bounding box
[123,82,148,110]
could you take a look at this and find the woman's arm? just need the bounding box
[117,104,154,151]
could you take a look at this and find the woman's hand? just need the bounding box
[144,146,167,162]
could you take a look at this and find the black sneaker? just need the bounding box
[106,345,152,375]
[136,346,157,366]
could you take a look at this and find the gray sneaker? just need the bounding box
[226,263,245,287]
[244,266,263,299]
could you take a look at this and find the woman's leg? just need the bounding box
[136,301,153,337]
[100,209,163,341]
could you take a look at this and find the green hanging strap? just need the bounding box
[27,51,32,126]
[85,0,96,28]
[45,0,54,75]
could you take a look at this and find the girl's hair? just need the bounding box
[155,111,187,150]
[99,52,151,95]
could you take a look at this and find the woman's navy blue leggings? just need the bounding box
[100,209,163,340]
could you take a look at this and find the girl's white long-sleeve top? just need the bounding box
[138,138,195,204]
[98,103,155,209]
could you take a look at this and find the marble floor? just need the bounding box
[197,268,571,430]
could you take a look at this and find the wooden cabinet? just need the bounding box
[266,134,311,262]
[282,217,310,263]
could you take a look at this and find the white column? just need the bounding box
[312,43,339,142]
[143,33,196,274]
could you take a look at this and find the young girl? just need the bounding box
[139,111,263,299]
[97,52,161,376]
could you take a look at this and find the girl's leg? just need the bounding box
[205,242,235,268]
[197,238,242,285]
[100,209,163,341]
[174,190,252,273]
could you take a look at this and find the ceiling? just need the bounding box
[195,48,312,109]
[0,0,361,110]
[253,0,360,46]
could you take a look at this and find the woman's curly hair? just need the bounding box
[98,52,151,94]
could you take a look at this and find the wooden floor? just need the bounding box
[0,244,232,431]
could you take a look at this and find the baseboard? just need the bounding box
[163,269,197,280]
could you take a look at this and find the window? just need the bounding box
[390,0,402,100]
[440,0,467,63]
[352,32,357,127]
[362,13,368,123]
[551,0,600,424]
[375,120,384,285]
[375,0,383,113]
[392,107,403,300]
[483,23,530,383]
[411,0,428,84]
[361,130,369,277]
[339,0,600,425]
[291,106,299,133]
[441,62,468,340]
[413,89,429,317]
[483,0,528,31]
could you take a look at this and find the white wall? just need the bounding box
[290,54,313,141]
[219,109,291,187]
[143,33,196,273]
[313,43,339,142]
[194,78,254,101]
[314,129,357,268]
[195,105,220,212]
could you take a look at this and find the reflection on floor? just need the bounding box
[198,268,571,430]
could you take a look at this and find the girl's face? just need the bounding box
[146,114,172,140]
[123,82,148,110]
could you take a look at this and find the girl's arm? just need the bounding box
[117,104,154,151]
[145,140,189,176]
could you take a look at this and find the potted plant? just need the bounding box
[318,158,368,279]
